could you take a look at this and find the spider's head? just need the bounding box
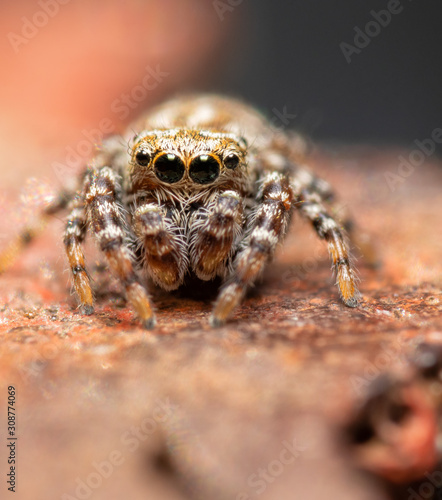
[129,129,248,189]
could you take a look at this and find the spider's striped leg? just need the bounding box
[85,167,156,329]
[0,191,70,274]
[290,164,360,234]
[291,165,336,203]
[291,164,379,268]
[211,173,293,327]
[189,190,243,281]
[296,187,359,307]
[64,194,94,315]
[133,203,187,291]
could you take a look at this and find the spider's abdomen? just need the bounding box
[135,94,273,149]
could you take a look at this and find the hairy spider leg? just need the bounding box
[291,163,379,269]
[295,184,359,307]
[84,166,156,329]
[64,194,94,314]
[211,173,293,326]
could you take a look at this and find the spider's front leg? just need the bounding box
[64,194,94,314]
[188,190,243,281]
[132,203,187,290]
[211,173,293,326]
[84,167,156,328]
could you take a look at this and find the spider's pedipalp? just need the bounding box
[64,194,94,314]
[133,203,187,290]
[189,190,244,281]
[85,166,155,328]
[211,173,293,326]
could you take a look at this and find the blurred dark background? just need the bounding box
[219,0,442,154]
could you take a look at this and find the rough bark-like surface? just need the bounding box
[0,147,441,499]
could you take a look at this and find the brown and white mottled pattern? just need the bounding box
[0,94,360,328]
[133,203,187,290]
[188,189,244,281]
[83,166,155,328]
[64,195,93,314]
[211,172,294,325]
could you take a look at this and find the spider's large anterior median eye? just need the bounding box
[224,153,240,170]
[189,155,220,184]
[154,153,185,184]
[135,149,151,166]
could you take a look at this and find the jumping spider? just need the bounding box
[1,95,359,328]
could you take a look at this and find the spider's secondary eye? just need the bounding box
[224,153,240,170]
[154,153,185,184]
[135,149,151,166]
[189,155,220,184]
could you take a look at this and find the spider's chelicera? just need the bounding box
[1,95,360,328]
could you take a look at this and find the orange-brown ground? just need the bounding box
[0,147,441,500]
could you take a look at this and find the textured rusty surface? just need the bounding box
[0,147,441,499]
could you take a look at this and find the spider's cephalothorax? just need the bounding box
[2,95,360,328]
